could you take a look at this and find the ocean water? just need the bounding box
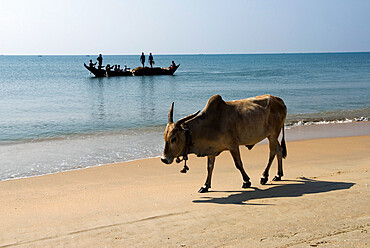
[1,53,369,181]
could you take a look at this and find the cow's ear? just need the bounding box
[168,102,174,123]
[176,110,200,127]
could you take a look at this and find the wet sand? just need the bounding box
[0,122,369,247]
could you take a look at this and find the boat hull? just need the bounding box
[132,65,180,76]
[106,70,132,77]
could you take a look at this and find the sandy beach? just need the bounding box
[0,122,369,247]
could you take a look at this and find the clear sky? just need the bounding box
[1,0,369,55]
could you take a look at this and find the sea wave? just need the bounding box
[286,107,370,128]
[286,117,368,128]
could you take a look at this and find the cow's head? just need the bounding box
[161,102,199,164]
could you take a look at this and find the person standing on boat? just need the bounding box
[140,52,145,67]
[97,54,103,69]
[149,53,154,68]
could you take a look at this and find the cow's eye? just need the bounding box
[171,137,177,143]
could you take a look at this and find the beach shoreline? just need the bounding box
[1,121,369,183]
[286,120,370,140]
[0,122,369,247]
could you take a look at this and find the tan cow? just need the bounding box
[161,94,287,193]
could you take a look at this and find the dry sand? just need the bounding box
[0,123,369,247]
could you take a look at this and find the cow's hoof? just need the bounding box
[242,181,251,188]
[180,164,189,173]
[272,175,282,181]
[198,186,209,193]
[260,177,268,185]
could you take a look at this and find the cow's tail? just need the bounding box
[281,126,287,159]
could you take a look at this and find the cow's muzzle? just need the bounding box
[161,157,173,164]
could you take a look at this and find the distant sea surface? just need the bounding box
[1,53,369,181]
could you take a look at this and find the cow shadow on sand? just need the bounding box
[192,177,354,205]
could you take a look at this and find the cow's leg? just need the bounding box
[230,148,251,188]
[198,155,215,193]
[272,142,284,181]
[260,137,278,185]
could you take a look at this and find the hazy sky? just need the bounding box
[1,0,369,55]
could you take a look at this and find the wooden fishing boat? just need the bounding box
[132,64,180,76]
[84,63,106,77]
[84,63,180,77]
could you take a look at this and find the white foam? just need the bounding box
[286,117,369,129]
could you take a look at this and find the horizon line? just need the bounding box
[1,51,370,56]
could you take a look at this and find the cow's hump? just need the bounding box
[208,94,223,104]
[203,95,225,113]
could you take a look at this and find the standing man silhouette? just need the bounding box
[97,54,103,69]
[140,52,145,67]
[149,53,154,68]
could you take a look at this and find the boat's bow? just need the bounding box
[84,63,106,77]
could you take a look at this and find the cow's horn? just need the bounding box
[168,102,174,123]
[176,110,200,127]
